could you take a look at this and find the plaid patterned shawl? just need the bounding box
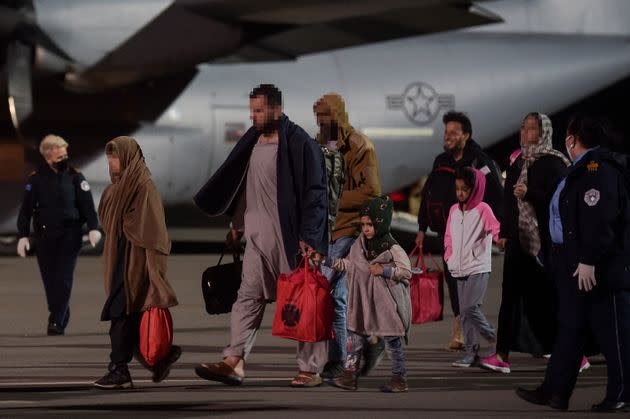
[517,113,570,261]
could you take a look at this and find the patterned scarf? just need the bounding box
[361,196,398,261]
[517,113,570,260]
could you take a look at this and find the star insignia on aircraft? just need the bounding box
[387,82,455,126]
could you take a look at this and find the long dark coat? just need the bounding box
[194,114,328,269]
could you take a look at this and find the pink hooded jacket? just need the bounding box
[444,168,500,278]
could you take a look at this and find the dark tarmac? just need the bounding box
[0,253,613,418]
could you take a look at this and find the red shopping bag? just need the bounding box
[139,307,173,366]
[272,257,334,343]
[409,246,444,324]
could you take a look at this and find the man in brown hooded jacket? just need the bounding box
[313,93,382,378]
[94,136,180,389]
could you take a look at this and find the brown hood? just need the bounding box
[98,136,169,254]
[314,92,354,148]
[98,137,176,311]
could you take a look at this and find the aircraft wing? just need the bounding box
[64,0,502,90]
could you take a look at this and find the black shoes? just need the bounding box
[151,345,182,383]
[94,363,133,389]
[46,309,70,336]
[321,361,345,380]
[47,321,64,336]
[515,386,568,411]
[591,399,630,413]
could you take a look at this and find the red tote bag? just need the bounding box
[409,246,444,324]
[272,257,334,343]
[139,307,173,366]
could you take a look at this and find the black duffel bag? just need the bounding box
[201,252,242,314]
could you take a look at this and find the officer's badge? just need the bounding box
[80,180,90,191]
[25,184,32,192]
[587,161,599,172]
[584,189,600,207]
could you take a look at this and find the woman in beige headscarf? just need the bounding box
[94,136,179,390]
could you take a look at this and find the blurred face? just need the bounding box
[45,147,68,166]
[523,116,541,145]
[443,121,469,154]
[361,215,375,239]
[314,101,336,143]
[314,102,332,128]
[519,123,527,146]
[249,95,281,134]
[107,153,121,177]
[455,178,472,204]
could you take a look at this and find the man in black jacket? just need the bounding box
[516,115,630,412]
[193,84,329,388]
[17,135,101,335]
[415,111,504,351]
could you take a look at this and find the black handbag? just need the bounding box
[201,252,242,314]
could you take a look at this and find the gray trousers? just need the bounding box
[222,250,327,373]
[457,272,496,355]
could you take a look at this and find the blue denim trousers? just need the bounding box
[345,331,407,377]
[320,236,356,363]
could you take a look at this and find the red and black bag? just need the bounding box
[139,307,173,366]
[272,257,334,343]
[409,246,444,324]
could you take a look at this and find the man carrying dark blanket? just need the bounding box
[194,84,329,387]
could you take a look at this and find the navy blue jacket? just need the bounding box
[194,114,328,269]
[17,164,99,237]
[556,148,630,291]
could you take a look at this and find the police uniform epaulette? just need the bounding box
[72,167,81,174]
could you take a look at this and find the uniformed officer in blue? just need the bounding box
[516,115,630,412]
[17,135,101,335]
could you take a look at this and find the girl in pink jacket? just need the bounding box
[444,167,500,368]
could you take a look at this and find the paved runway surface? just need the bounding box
[0,254,612,418]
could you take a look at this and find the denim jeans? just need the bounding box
[345,331,407,377]
[321,236,356,363]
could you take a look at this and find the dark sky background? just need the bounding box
[487,74,630,169]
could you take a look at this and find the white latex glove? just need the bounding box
[573,263,596,292]
[89,230,102,248]
[17,237,30,258]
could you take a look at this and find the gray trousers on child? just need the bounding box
[457,273,496,355]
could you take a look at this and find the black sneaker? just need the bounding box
[360,337,385,376]
[94,363,133,389]
[152,345,182,383]
[321,361,345,380]
[47,321,64,336]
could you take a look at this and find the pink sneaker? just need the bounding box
[479,354,511,373]
[579,356,591,373]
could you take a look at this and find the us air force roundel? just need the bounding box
[80,180,91,191]
[584,189,600,207]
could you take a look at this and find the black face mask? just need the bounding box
[53,159,69,172]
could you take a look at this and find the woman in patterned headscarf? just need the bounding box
[480,113,573,374]
[324,196,412,393]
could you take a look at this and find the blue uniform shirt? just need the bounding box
[549,149,593,244]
